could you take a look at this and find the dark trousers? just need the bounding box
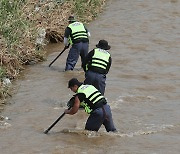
[84,70,106,95]
[65,42,88,71]
[85,104,116,132]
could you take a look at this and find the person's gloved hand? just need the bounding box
[67,97,75,108]
[65,43,70,49]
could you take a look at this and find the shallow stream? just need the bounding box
[0,0,180,153]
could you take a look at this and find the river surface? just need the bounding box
[0,0,180,153]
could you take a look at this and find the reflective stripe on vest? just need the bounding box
[68,22,88,44]
[91,48,110,70]
[77,84,104,114]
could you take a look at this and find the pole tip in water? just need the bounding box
[44,130,49,134]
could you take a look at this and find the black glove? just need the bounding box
[67,97,75,108]
[65,43,70,49]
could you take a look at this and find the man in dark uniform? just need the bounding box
[83,40,112,95]
[64,16,90,71]
[65,78,117,132]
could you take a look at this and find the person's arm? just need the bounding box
[64,37,69,46]
[86,49,94,62]
[64,27,71,46]
[82,49,94,71]
[87,31,91,37]
[106,56,112,74]
[82,53,89,71]
[64,95,80,115]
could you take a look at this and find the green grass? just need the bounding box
[0,0,106,106]
[68,0,105,23]
[0,0,28,48]
[0,67,6,79]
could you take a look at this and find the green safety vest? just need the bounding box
[77,84,104,114]
[68,22,88,44]
[90,48,110,70]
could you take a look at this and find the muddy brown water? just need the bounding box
[0,0,180,153]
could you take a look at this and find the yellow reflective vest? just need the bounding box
[90,48,110,70]
[77,84,104,114]
[68,22,88,44]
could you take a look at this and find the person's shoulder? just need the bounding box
[77,21,85,25]
[65,26,71,30]
[64,27,71,36]
[108,50,111,55]
[88,49,95,55]
[77,93,85,101]
[90,48,95,53]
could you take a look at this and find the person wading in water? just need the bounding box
[83,40,112,95]
[65,78,117,132]
[63,16,90,71]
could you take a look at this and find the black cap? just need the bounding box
[68,15,76,22]
[96,40,111,50]
[68,78,82,88]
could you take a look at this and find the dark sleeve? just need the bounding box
[64,27,71,38]
[82,49,95,71]
[75,93,85,102]
[106,56,112,74]
[86,49,94,63]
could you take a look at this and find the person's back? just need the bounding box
[68,21,89,44]
[83,40,112,95]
